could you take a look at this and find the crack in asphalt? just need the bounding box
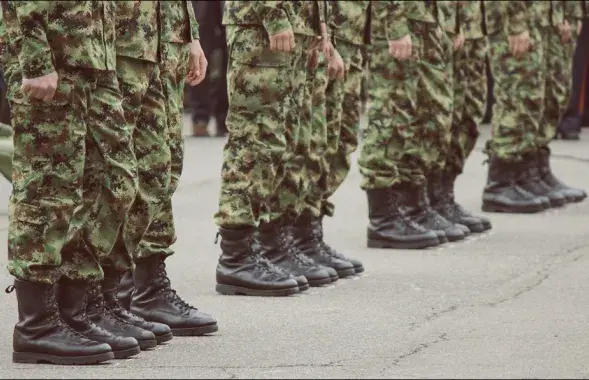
[409,243,589,332]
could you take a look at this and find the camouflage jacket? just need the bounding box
[222,1,323,37]
[562,1,585,21]
[115,1,160,62]
[160,1,200,44]
[7,1,116,78]
[483,1,528,36]
[371,1,453,43]
[457,1,485,39]
[328,1,370,46]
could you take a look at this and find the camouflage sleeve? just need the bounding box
[14,1,55,78]
[386,1,409,41]
[254,1,292,36]
[186,0,200,40]
[563,1,585,20]
[485,0,527,36]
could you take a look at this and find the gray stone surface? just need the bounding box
[0,122,587,379]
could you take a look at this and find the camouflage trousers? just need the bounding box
[484,31,545,162]
[304,40,364,217]
[359,22,454,189]
[445,37,489,175]
[0,121,12,183]
[214,26,309,227]
[103,56,171,270]
[536,26,574,149]
[138,42,190,259]
[7,68,137,284]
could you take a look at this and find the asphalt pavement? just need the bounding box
[0,121,587,379]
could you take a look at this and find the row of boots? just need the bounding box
[482,150,586,213]
[215,213,363,296]
[365,169,492,250]
[9,254,217,365]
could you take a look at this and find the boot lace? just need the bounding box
[87,282,130,328]
[155,259,198,313]
[280,226,316,266]
[249,233,289,279]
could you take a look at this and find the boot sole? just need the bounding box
[336,268,357,278]
[13,351,114,365]
[215,284,299,297]
[328,274,339,283]
[172,323,219,336]
[308,277,333,287]
[298,283,311,291]
[481,202,545,214]
[367,238,440,250]
[156,332,173,344]
[139,339,158,350]
[354,265,365,274]
[465,223,486,233]
[113,346,141,359]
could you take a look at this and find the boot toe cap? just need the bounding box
[455,223,470,236]
[149,321,172,336]
[303,267,331,282]
[110,336,139,351]
[443,227,465,241]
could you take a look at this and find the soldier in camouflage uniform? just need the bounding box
[358,1,464,250]
[0,8,13,183]
[1,0,141,365]
[430,1,492,233]
[214,1,338,296]
[482,1,586,214]
[290,1,368,276]
[117,0,219,337]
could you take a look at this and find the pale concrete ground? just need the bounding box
[0,115,587,378]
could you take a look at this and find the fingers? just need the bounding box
[269,31,295,52]
[269,35,276,51]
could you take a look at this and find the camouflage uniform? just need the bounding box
[138,1,200,259]
[3,1,137,284]
[305,1,369,218]
[483,1,543,161]
[0,6,13,183]
[358,0,454,189]
[214,1,319,227]
[446,1,488,175]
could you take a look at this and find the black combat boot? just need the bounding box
[538,149,587,203]
[365,187,440,249]
[430,170,491,233]
[216,226,300,296]
[102,267,173,345]
[252,230,311,291]
[517,152,565,208]
[56,277,140,359]
[259,218,332,286]
[86,282,157,350]
[116,271,134,311]
[481,156,546,213]
[292,211,359,277]
[8,279,114,365]
[130,255,218,336]
[398,182,466,242]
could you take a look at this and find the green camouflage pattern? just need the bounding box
[214,24,308,226]
[7,68,137,284]
[0,122,12,183]
[483,1,528,36]
[265,34,312,221]
[299,55,329,217]
[359,16,453,189]
[139,42,190,259]
[536,25,572,149]
[160,0,200,43]
[458,1,485,40]
[115,1,160,62]
[438,1,458,35]
[315,41,364,217]
[446,37,488,174]
[222,1,323,37]
[563,0,585,20]
[12,1,117,78]
[328,1,369,47]
[97,57,170,271]
[483,5,544,162]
